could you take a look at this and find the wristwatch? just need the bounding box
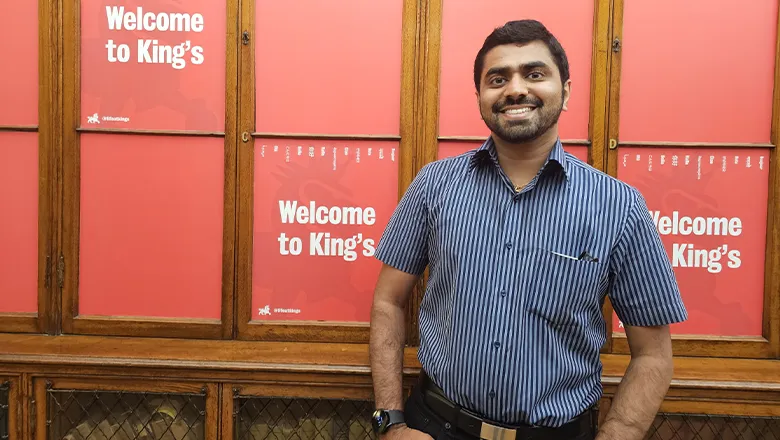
[371,409,405,434]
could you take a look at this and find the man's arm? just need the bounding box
[369,264,420,410]
[596,324,674,440]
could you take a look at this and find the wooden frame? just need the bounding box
[32,377,218,440]
[58,0,240,339]
[0,0,59,335]
[0,376,22,440]
[605,0,780,359]
[234,0,422,343]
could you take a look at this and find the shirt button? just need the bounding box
[489,390,496,398]
[500,290,507,297]
[494,341,501,348]
[505,242,513,250]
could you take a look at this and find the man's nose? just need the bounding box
[504,76,529,98]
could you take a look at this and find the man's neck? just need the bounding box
[491,129,559,188]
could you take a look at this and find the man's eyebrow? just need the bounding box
[485,61,551,78]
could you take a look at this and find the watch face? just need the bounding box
[371,410,387,433]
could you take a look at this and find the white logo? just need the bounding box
[87,113,100,124]
[258,305,271,316]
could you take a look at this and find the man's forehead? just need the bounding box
[482,42,556,72]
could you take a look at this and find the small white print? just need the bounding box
[91,113,131,123]
[274,308,301,314]
[258,305,271,316]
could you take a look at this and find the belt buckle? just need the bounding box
[480,421,517,440]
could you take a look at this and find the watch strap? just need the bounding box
[385,410,405,427]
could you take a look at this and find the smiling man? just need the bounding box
[369,20,688,440]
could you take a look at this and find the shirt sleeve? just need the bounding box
[608,189,688,327]
[374,163,432,275]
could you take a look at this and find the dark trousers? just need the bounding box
[403,383,597,440]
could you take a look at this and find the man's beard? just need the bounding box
[482,95,563,144]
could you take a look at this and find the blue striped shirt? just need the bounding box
[375,137,688,427]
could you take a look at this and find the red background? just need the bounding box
[0,1,38,126]
[78,134,224,319]
[614,147,770,336]
[80,0,226,131]
[0,132,39,314]
[255,0,402,135]
[438,0,594,139]
[253,139,399,322]
[619,0,778,143]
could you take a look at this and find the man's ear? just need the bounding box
[561,79,572,111]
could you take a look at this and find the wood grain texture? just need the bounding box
[61,0,81,336]
[611,334,772,359]
[4,377,20,440]
[0,335,779,389]
[74,128,225,137]
[400,0,423,346]
[588,0,611,172]
[251,133,401,141]
[221,0,240,340]
[0,315,39,334]
[219,384,233,440]
[617,141,775,148]
[234,0,255,341]
[235,383,374,401]
[59,0,231,339]
[33,380,46,440]
[0,126,38,132]
[604,0,623,180]
[38,0,60,336]
[205,383,219,440]
[766,0,780,358]
[591,0,615,354]
[45,378,207,394]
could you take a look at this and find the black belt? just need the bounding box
[417,371,595,440]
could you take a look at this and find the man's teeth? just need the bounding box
[504,108,533,114]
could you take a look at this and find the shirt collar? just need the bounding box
[468,136,570,181]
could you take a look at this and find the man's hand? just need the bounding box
[382,425,434,440]
[596,324,674,440]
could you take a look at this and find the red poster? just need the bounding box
[253,139,399,322]
[0,132,39,313]
[79,134,224,319]
[619,0,777,143]
[255,1,402,135]
[614,147,770,336]
[0,1,38,126]
[439,141,589,164]
[80,0,226,131]
[439,0,594,139]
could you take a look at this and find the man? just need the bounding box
[369,19,687,440]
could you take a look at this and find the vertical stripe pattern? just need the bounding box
[375,138,688,427]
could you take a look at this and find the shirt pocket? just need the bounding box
[522,248,607,328]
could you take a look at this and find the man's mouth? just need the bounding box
[500,106,536,120]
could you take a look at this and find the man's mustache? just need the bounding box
[492,96,543,113]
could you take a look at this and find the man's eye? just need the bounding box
[491,77,506,85]
[528,72,544,79]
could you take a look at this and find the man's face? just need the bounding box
[477,41,571,144]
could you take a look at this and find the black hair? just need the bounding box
[473,20,570,92]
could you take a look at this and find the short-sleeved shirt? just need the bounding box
[374,137,687,427]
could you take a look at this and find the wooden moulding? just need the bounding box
[234,0,421,344]
[0,335,779,390]
[0,0,60,335]
[58,0,239,340]
[605,0,780,359]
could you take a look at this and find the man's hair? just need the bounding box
[473,20,570,92]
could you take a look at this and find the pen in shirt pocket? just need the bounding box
[547,249,599,263]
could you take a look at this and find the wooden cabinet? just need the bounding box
[1,0,780,438]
